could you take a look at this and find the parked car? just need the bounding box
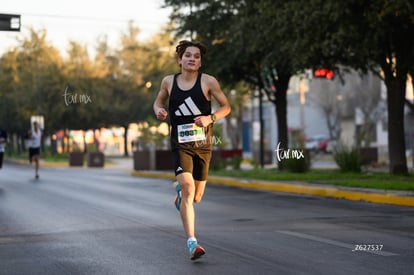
[305,135,330,153]
[317,138,330,152]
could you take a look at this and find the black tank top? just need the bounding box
[169,73,212,150]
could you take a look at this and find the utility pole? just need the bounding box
[298,75,308,132]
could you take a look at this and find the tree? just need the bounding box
[0,28,65,152]
[310,70,384,147]
[308,77,343,141]
[62,41,100,131]
[0,23,181,156]
[224,82,250,149]
[100,22,147,156]
[101,22,177,155]
[278,0,414,174]
[349,72,383,148]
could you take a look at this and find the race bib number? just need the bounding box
[177,123,206,143]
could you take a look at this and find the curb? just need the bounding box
[131,171,414,208]
[6,158,68,168]
[6,158,115,168]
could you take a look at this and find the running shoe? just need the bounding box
[173,181,181,211]
[188,240,206,260]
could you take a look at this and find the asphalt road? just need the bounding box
[1,163,413,275]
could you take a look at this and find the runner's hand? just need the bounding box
[156,109,168,120]
[194,115,211,127]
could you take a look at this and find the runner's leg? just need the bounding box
[177,172,196,239]
[34,154,39,178]
[194,180,207,203]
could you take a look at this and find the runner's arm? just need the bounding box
[208,76,231,122]
[153,76,172,121]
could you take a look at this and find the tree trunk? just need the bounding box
[385,76,408,175]
[275,74,290,170]
[123,125,129,157]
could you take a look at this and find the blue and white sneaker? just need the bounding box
[173,181,181,211]
[188,240,206,260]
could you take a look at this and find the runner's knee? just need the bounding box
[181,182,195,198]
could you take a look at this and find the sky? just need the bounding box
[0,0,172,55]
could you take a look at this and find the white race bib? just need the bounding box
[177,123,206,143]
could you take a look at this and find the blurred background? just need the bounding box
[0,0,413,174]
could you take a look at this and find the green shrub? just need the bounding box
[231,155,242,170]
[333,145,362,173]
[284,148,310,173]
[211,157,226,171]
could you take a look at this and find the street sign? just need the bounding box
[0,13,21,31]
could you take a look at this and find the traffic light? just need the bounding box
[313,68,334,79]
[0,13,21,31]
